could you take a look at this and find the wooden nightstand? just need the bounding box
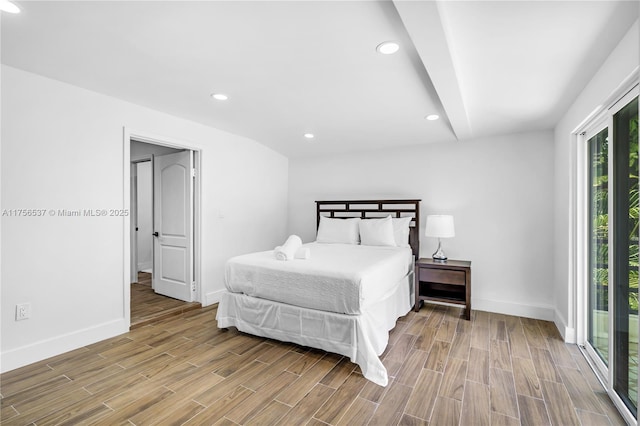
[415,258,471,320]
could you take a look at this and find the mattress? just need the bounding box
[225,242,413,315]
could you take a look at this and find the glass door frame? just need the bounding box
[578,84,639,425]
[580,118,611,386]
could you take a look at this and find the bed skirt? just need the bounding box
[215,270,414,387]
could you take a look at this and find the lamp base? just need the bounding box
[432,238,447,262]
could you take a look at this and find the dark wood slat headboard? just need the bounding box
[316,199,421,257]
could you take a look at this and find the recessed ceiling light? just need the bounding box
[304,133,315,139]
[376,41,399,55]
[425,114,440,121]
[211,93,228,101]
[0,0,20,14]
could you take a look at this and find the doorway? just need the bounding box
[132,159,153,278]
[126,137,202,329]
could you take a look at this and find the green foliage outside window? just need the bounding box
[592,108,639,314]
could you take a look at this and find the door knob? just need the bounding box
[153,232,159,237]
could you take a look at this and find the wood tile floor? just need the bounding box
[0,304,627,425]
[131,272,201,329]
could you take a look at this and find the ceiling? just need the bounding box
[2,1,638,158]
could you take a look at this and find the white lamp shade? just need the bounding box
[425,215,455,238]
[0,0,20,13]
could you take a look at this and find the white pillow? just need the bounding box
[392,217,412,248]
[359,216,396,247]
[316,216,361,244]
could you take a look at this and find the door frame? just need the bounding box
[123,127,202,328]
[576,118,611,383]
[130,156,153,285]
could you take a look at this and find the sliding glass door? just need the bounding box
[585,89,638,421]
[612,96,638,415]
[588,125,609,365]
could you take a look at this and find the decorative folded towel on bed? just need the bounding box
[294,247,311,260]
[274,235,302,261]
[273,245,311,260]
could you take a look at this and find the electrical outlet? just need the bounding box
[16,303,31,321]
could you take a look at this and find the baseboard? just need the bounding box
[205,289,226,306]
[473,298,555,322]
[0,318,128,373]
[554,309,576,343]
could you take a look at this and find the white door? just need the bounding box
[153,150,194,302]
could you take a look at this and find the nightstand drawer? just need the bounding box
[419,268,465,286]
[415,258,471,319]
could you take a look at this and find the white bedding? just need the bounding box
[216,269,414,386]
[225,242,413,314]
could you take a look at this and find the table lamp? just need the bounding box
[425,215,455,261]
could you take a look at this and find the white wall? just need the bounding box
[289,130,555,320]
[0,65,289,372]
[131,140,183,161]
[553,20,639,343]
[136,161,153,272]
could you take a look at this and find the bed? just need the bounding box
[216,199,421,386]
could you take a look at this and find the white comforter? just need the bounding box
[225,242,413,314]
